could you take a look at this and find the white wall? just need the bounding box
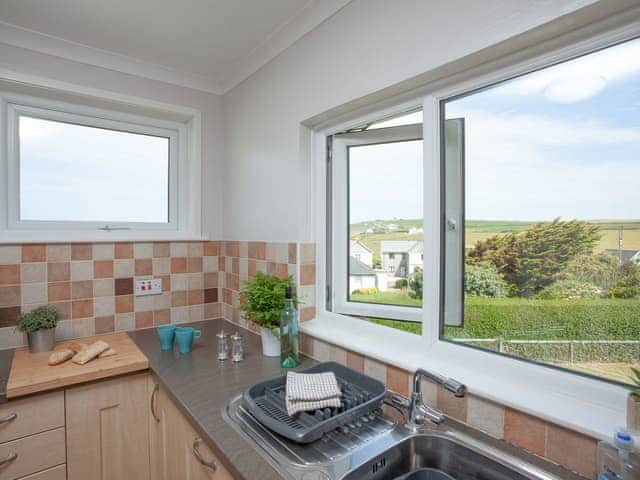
[222,0,600,242]
[0,43,224,239]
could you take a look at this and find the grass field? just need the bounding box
[350,290,421,307]
[351,219,640,259]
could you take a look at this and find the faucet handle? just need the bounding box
[443,378,467,397]
[389,393,409,409]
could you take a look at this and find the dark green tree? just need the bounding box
[467,219,601,296]
[409,269,423,300]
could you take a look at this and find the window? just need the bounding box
[328,111,424,329]
[1,89,200,241]
[441,36,640,386]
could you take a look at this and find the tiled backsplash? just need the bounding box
[0,242,220,348]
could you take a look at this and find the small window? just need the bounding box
[441,36,640,386]
[328,114,423,333]
[0,91,196,240]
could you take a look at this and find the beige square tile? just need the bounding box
[299,243,316,264]
[21,263,46,284]
[54,319,72,341]
[256,261,267,274]
[420,378,438,408]
[265,243,276,262]
[188,304,204,321]
[364,358,387,383]
[170,242,188,257]
[94,278,115,297]
[133,243,154,259]
[467,395,504,439]
[153,242,170,258]
[187,242,203,257]
[94,297,115,317]
[171,306,189,324]
[313,339,331,362]
[187,273,204,290]
[0,326,25,348]
[0,246,21,264]
[46,244,71,262]
[22,283,47,304]
[329,345,347,364]
[171,274,188,291]
[152,258,171,276]
[92,243,114,260]
[114,259,134,278]
[203,256,218,273]
[70,261,93,281]
[154,292,171,310]
[239,258,248,281]
[225,256,233,272]
[72,317,95,338]
[115,313,135,331]
[275,243,289,263]
[134,294,155,311]
[297,285,315,308]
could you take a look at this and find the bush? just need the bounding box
[465,264,507,297]
[557,253,620,290]
[17,306,60,333]
[352,287,378,295]
[608,285,638,299]
[409,270,423,300]
[395,279,408,289]
[537,279,601,300]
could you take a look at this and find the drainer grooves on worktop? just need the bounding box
[242,362,386,443]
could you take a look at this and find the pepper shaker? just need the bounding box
[216,330,229,360]
[231,332,244,362]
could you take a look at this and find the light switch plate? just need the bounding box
[135,278,162,296]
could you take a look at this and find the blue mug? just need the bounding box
[157,325,176,350]
[175,327,202,354]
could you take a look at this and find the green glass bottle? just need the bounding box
[280,286,299,368]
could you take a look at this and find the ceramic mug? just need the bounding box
[157,325,176,350]
[175,327,202,354]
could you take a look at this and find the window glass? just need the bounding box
[19,116,170,223]
[442,37,640,385]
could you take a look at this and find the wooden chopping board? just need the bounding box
[6,333,149,399]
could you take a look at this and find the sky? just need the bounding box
[349,36,640,224]
[20,117,170,223]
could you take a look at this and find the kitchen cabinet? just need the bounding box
[66,372,151,480]
[149,375,232,480]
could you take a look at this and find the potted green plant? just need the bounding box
[17,306,60,353]
[239,271,297,357]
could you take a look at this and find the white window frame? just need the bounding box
[305,16,640,439]
[0,78,203,243]
[330,124,423,322]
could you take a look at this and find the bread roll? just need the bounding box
[48,349,74,366]
[72,340,110,365]
[68,342,87,353]
[98,348,117,358]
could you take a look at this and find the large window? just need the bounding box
[0,89,198,241]
[441,36,640,386]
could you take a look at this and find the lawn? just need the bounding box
[350,290,421,307]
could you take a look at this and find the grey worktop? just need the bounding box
[128,318,313,480]
[0,348,14,404]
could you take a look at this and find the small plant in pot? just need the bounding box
[17,306,60,353]
[239,271,297,357]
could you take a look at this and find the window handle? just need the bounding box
[446,217,458,231]
[98,225,131,231]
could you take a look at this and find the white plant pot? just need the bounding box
[260,328,280,357]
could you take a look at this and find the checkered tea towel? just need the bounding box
[285,371,342,416]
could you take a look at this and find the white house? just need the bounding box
[380,241,423,277]
[350,240,374,268]
[349,257,377,292]
[605,249,640,265]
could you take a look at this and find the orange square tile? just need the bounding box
[156,275,170,291]
[300,264,315,285]
[0,286,20,307]
[188,257,203,273]
[300,333,314,356]
[135,311,154,329]
[219,256,226,272]
[437,385,468,421]
[275,263,288,280]
[171,257,187,273]
[188,289,203,305]
[22,244,46,262]
[546,423,597,478]
[300,306,315,322]
[72,299,93,319]
[49,301,70,320]
[203,241,218,256]
[347,351,365,373]
[204,272,218,289]
[153,242,170,258]
[172,291,187,307]
[0,265,20,285]
[154,309,171,325]
[387,365,410,396]
[0,306,20,327]
[248,260,256,278]
[231,257,239,275]
[48,282,71,302]
[95,315,115,334]
[115,295,134,313]
[115,243,134,259]
[135,259,152,276]
[71,243,92,260]
[93,260,114,279]
[288,243,297,264]
[71,280,93,299]
[504,408,546,456]
[48,262,70,282]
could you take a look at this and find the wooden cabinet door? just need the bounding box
[66,373,151,480]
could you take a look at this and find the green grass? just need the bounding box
[350,290,422,307]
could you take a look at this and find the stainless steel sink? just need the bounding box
[224,394,575,480]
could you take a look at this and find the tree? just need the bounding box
[467,219,601,296]
[465,264,508,297]
[409,269,423,300]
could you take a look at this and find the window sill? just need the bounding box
[0,230,209,244]
[301,312,628,440]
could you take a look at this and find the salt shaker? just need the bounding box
[231,332,244,362]
[216,330,229,360]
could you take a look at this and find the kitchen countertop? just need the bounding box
[128,318,312,480]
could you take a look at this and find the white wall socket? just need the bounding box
[135,278,162,296]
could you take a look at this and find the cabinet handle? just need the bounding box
[192,437,217,471]
[0,412,17,424]
[151,384,160,423]
[0,452,17,466]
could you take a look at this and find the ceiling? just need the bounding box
[0,0,351,94]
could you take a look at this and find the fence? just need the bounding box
[450,338,640,363]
